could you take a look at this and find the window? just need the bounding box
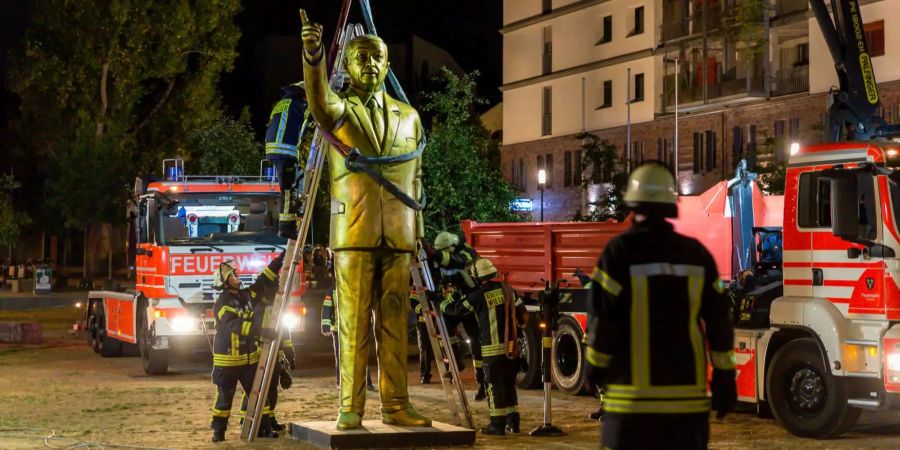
[774,120,785,138]
[865,20,885,57]
[545,154,554,188]
[518,159,526,191]
[693,132,703,173]
[634,141,644,165]
[511,159,518,189]
[748,125,757,167]
[598,80,613,109]
[597,15,613,44]
[732,126,743,164]
[798,171,832,228]
[705,130,716,169]
[657,138,665,164]
[632,6,645,35]
[543,0,552,14]
[633,73,645,102]
[789,117,801,138]
[564,151,573,187]
[543,26,552,75]
[542,87,552,136]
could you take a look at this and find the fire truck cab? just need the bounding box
[85,159,306,375]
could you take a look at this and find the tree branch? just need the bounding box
[133,77,176,132]
[96,62,110,137]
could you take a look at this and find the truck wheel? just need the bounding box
[766,338,860,438]
[86,301,101,353]
[138,313,169,375]
[91,301,122,357]
[516,315,542,389]
[551,315,587,395]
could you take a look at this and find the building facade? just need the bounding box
[501,0,900,221]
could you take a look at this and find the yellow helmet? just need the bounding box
[434,232,460,251]
[212,261,237,290]
[623,164,677,206]
[471,258,498,280]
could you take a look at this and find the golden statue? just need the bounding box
[300,10,430,430]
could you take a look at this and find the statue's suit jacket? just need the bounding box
[303,54,424,252]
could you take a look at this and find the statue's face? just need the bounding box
[345,39,389,92]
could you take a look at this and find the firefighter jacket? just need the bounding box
[587,218,735,414]
[253,304,295,364]
[435,244,479,292]
[212,266,279,367]
[265,83,312,161]
[441,280,522,359]
[410,288,426,323]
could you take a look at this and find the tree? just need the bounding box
[187,108,262,176]
[420,68,522,237]
[7,0,243,278]
[752,136,787,194]
[574,132,629,222]
[0,192,30,260]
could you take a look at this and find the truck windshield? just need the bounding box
[159,193,279,244]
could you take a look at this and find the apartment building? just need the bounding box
[501,0,900,221]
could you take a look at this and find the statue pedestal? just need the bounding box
[290,420,476,449]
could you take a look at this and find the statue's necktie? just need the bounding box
[367,98,385,147]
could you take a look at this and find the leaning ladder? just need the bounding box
[410,249,475,429]
[240,22,366,442]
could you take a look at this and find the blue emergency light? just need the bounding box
[166,166,184,181]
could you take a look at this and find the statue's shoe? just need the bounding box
[336,411,362,430]
[381,407,432,427]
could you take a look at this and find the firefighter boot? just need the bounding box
[505,412,521,434]
[271,416,287,432]
[210,417,227,443]
[257,416,279,438]
[474,384,487,401]
[481,415,507,436]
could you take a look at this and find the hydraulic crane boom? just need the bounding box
[809,0,900,140]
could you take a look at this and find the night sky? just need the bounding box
[0,0,502,141]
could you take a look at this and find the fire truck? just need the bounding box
[464,0,900,438]
[85,159,307,375]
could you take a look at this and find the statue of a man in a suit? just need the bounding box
[300,10,430,430]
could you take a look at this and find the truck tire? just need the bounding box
[138,311,169,375]
[90,300,123,357]
[516,315,542,389]
[766,337,860,438]
[86,301,102,353]
[551,315,587,395]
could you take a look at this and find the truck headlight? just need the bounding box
[281,313,300,330]
[171,316,197,333]
[888,353,900,372]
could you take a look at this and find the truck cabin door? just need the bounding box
[816,168,886,315]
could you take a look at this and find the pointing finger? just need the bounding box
[299,9,309,26]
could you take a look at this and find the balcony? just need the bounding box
[771,64,809,96]
[661,68,766,110]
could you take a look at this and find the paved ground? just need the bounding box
[2,307,900,449]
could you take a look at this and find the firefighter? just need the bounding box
[585,163,737,450]
[425,232,486,400]
[410,288,434,383]
[321,291,376,391]
[441,258,523,435]
[209,253,284,442]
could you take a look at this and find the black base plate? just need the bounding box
[290,420,476,449]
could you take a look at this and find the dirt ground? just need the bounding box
[3,308,900,449]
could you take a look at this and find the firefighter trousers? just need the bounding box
[484,357,518,417]
[416,321,433,379]
[600,412,709,450]
[210,365,255,431]
[460,314,484,384]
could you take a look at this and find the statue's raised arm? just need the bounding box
[300,9,344,131]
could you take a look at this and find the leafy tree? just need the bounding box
[420,68,522,237]
[7,0,243,277]
[0,182,30,259]
[186,108,262,176]
[573,132,629,221]
[752,136,787,194]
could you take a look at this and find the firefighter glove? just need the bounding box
[260,327,280,341]
[280,362,293,389]
[585,363,609,389]
[711,368,737,419]
[422,240,438,261]
[284,347,296,371]
[321,323,332,336]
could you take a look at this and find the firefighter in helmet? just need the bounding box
[585,163,736,449]
[441,258,525,435]
[209,253,283,442]
[425,231,486,400]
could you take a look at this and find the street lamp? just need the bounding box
[538,169,547,222]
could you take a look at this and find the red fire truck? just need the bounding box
[85,159,306,375]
